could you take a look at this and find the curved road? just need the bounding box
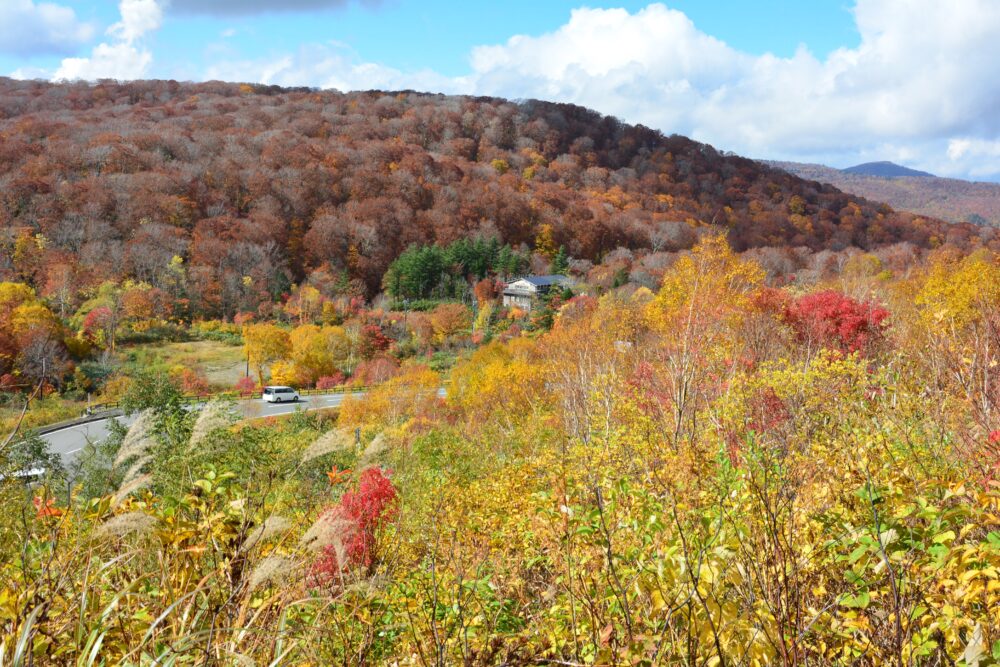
[39,392,359,464]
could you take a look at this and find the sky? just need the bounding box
[2,0,1000,181]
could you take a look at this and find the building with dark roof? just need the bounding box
[502,275,570,312]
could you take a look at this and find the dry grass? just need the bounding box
[239,515,292,553]
[120,455,152,486]
[298,510,352,558]
[300,429,353,464]
[0,396,87,433]
[96,511,157,538]
[358,433,388,467]
[190,399,234,446]
[114,410,157,467]
[112,474,152,508]
[120,340,247,388]
[248,555,299,591]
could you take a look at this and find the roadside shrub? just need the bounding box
[316,373,346,390]
[352,356,400,386]
[170,366,210,395]
[234,376,257,395]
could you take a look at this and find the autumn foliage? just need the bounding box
[311,467,399,585]
[784,289,890,354]
[4,81,1000,665]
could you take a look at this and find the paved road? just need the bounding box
[39,392,358,464]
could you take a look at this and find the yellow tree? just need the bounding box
[288,324,352,385]
[286,285,324,324]
[541,293,643,450]
[534,223,557,260]
[430,303,471,344]
[0,282,36,319]
[10,302,60,338]
[645,234,764,446]
[915,248,1000,329]
[449,338,547,434]
[242,323,291,386]
[339,363,440,430]
[913,249,1000,468]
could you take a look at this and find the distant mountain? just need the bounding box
[843,161,935,178]
[769,160,1000,226]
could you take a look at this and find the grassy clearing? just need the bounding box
[0,396,87,434]
[117,340,247,389]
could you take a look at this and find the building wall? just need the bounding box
[503,293,534,311]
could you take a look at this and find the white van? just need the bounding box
[262,386,300,403]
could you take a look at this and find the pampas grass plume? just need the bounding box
[190,399,234,446]
[113,410,157,467]
[300,428,352,464]
[239,515,292,553]
[358,432,387,466]
[96,511,157,538]
[249,555,299,591]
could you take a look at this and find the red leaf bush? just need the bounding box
[316,373,347,390]
[352,355,400,386]
[784,290,889,355]
[234,376,257,395]
[310,467,399,587]
[359,324,392,360]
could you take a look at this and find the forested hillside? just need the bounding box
[1,78,988,320]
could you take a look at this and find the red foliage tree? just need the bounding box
[358,323,392,360]
[174,367,209,395]
[0,373,17,392]
[352,355,400,386]
[81,306,112,343]
[473,277,500,306]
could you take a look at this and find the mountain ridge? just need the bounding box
[842,161,935,178]
[768,159,1000,226]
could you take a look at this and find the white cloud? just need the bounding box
[204,43,464,93]
[10,66,52,80]
[53,0,162,81]
[946,138,1000,179]
[109,0,164,43]
[54,43,154,81]
[0,1,95,56]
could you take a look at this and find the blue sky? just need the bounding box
[1,1,861,79]
[2,1,1000,181]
